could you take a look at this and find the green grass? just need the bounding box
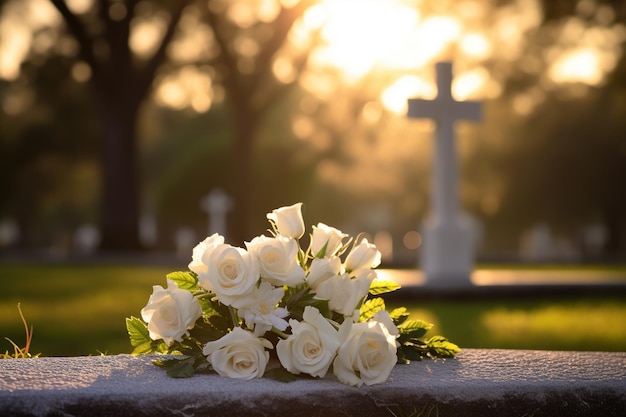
[391,296,626,352]
[1,263,625,356]
[0,263,175,356]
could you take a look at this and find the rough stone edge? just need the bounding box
[1,349,625,417]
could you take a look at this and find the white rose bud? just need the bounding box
[188,233,224,275]
[200,244,260,306]
[276,306,340,378]
[306,256,341,290]
[266,203,305,239]
[333,316,398,387]
[203,327,273,380]
[310,223,348,258]
[246,235,305,287]
[345,238,381,273]
[140,279,202,346]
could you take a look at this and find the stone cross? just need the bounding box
[200,188,233,238]
[407,61,482,287]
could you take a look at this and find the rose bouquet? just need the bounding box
[127,203,459,386]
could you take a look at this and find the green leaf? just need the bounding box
[198,296,217,316]
[313,241,329,259]
[368,280,401,295]
[359,297,385,322]
[191,317,229,341]
[426,336,460,358]
[153,356,197,378]
[130,341,153,355]
[399,341,428,361]
[389,307,410,326]
[166,271,199,291]
[398,319,433,340]
[126,316,151,349]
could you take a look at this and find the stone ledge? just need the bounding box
[1,349,625,417]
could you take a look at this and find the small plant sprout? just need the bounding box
[1,303,40,359]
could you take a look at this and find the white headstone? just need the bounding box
[0,218,19,247]
[73,224,100,254]
[200,188,233,237]
[520,223,552,262]
[582,223,607,257]
[407,62,481,287]
[175,227,196,258]
[139,212,157,247]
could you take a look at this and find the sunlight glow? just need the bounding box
[305,0,423,81]
[273,56,297,84]
[299,71,336,100]
[71,61,91,82]
[130,17,166,58]
[0,0,60,80]
[65,0,93,14]
[292,115,314,139]
[414,16,462,61]
[459,33,491,60]
[155,66,213,113]
[227,0,280,28]
[548,48,603,85]
[453,68,493,100]
[169,7,217,63]
[381,75,435,114]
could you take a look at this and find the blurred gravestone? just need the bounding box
[583,223,608,258]
[407,61,481,287]
[73,224,100,254]
[520,223,552,262]
[175,227,196,259]
[201,189,233,237]
[0,218,19,248]
[139,212,157,247]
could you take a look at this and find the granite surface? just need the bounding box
[1,349,625,416]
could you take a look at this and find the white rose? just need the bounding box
[200,244,260,306]
[345,238,381,273]
[310,223,348,258]
[266,202,305,239]
[188,233,224,275]
[306,256,341,290]
[333,316,398,387]
[140,279,202,346]
[372,310,400,337]
[203,327,273,380]
[314,270,376,316]
[238,281,289,337]
[276,306,340,378]
[245,235,305,287]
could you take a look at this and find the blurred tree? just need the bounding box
[47,0,190,251]
[477,0,626,259]
[11,0,319,250]
[1,52,100,249]
[199,0,317,244]
[3,0,625,261]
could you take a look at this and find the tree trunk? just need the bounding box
[228,111,257,246]
[98,103,142,251]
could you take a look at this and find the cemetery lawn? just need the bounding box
[1,263,626,356]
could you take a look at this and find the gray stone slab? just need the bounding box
[1,349,625,416]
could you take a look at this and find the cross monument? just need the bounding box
[407,61,482,287]
[201,188,233,238]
